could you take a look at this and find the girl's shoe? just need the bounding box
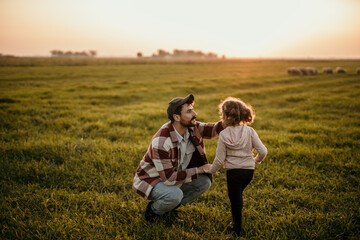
[228,221,235,229]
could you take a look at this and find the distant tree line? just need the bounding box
[0,53,16,58]
[137,49,223,59]
[50,50,97,58]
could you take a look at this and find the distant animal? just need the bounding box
[287,67,319,76]
[356,68,360,74]
[306,67,318,75]
[287,67,302,75]
[322,67,333,74]
[299,67,308,75]
[335,67,346,73]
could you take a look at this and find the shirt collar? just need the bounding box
[173,125,189,142]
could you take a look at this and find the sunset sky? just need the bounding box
[1,0,360,58]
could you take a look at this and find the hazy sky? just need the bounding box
[1,0,360,58]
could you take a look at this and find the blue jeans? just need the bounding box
[148,174,211,215]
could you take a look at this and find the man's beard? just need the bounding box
[180,117,196,128]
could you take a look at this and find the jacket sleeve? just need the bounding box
[208,137,226,174]
[150,137,198,186]
[197,121,224,139]
[251,129,267,163]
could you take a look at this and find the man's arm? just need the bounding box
[196,121,224,139]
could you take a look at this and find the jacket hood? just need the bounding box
[219,125,246,147]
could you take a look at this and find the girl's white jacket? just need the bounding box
[208,125,267,173]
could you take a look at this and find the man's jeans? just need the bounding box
[148,174,211,215]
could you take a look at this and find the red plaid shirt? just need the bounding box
[132,121,223,199]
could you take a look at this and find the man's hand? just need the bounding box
[198,164,211,174]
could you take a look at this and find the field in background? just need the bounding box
[1,58,359,239]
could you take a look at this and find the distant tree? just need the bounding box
[206,52,217,58]
[195,51,203,58]
[50,50,57,56]
[89,50,97,57]
[173,49,182,57]
[0,53,16,58]
[50,49,97,58]
[151,48,219,59]
[137,52,143,58]
[157,49,170,57]
[50,50,64,57]
[80,51,89,57]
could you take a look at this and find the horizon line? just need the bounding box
[1,55,360,61]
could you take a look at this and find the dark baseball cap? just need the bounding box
[167,94,194,120]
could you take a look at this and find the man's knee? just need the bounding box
[198,174,211,192]
[164,187,183,206]
[151,185,184,214]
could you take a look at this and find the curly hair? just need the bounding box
[219,97,255,126]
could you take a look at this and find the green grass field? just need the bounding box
[1,58,359,239]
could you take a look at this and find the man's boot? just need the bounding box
[164,204,183,222]
[144,201,159,222]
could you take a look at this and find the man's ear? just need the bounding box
[173,114,181,122]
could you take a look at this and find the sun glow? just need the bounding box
[0,0,359,58]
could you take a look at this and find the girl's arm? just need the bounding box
[251,129,267,163]
[208,138,227,174]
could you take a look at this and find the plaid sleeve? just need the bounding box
[151,136,198,186]
[197,121,224,139]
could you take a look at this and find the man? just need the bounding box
[132,94,224,222]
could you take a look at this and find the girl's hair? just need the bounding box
[219,97,255,126]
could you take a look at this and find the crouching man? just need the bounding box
[132,94,224,222]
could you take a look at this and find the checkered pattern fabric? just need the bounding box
[132,121,223,199]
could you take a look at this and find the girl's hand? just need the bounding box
[198,164,211,173]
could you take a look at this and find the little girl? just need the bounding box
[207,97,267,237]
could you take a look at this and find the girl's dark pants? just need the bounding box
[226,169,254,235]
